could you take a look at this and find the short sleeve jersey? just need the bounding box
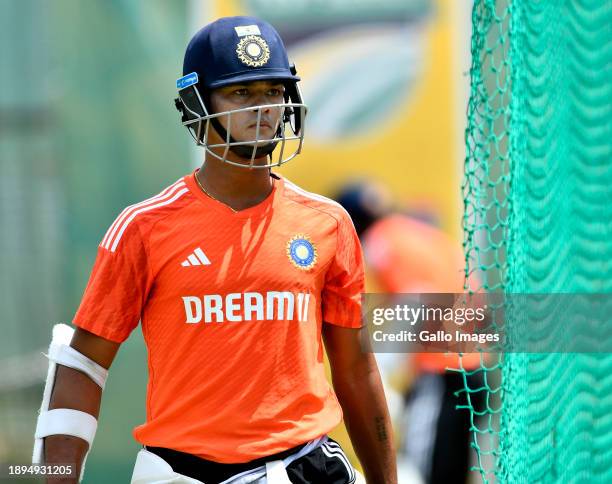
[73,171,364,463]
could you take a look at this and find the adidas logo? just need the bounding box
[181,247,211,267]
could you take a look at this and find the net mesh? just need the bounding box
[461,0,612,482]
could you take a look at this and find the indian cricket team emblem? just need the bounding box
[287,235,317,270]
[236,35,271,67]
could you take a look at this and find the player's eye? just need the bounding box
[267,88,283,97]
[233,88,249,96]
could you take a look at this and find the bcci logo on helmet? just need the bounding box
[236,35,271,67]
[287,235,317,270]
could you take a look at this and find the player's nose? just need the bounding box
[251,94,271,111]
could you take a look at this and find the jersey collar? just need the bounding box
[185,169,283,219]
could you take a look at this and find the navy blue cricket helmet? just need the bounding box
[175,16,307,167]
[184,16,300,89]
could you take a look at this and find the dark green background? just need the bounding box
[0,1,192,482]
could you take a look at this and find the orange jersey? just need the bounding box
[74,171,364,463]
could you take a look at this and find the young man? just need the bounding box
[34,17,396,484]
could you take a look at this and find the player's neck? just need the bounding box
[196,157,274,211]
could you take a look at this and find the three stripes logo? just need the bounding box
[100,178,188,253]
[321,440,356,483]
[181,247,211,267]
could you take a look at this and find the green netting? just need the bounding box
[461,0,611,482]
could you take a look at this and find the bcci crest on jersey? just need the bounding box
[287,235,317,270]
[182,291,312,324]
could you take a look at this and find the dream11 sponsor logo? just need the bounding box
[181,291,312,323]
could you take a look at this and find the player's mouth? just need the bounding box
[248,120,273,130]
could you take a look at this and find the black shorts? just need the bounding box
[146,437,357,484]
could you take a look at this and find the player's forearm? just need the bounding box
[332,356,397,484]
[43,365,103,483]
[44,435,88,484]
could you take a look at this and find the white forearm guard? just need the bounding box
[33,323,108,482]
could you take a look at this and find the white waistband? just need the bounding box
[131,436,329,484]
[219,435,328,484]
